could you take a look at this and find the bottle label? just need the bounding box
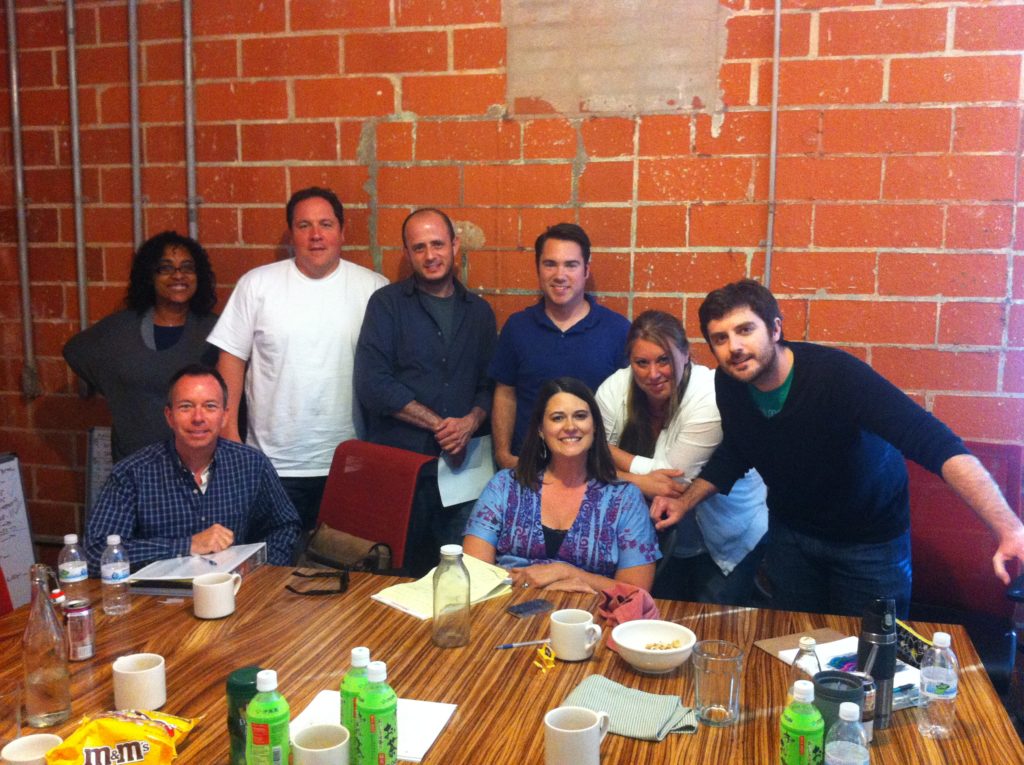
[59,561,87,583]
[922,677,958,698]
[101,562,130,584]
[250,722,270,746]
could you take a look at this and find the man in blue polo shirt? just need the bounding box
[489,223,629,469]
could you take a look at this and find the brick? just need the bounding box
[295,77,394,118]
[137,166,184,204]
[884,155,1015,202]
[939,302,1005,346]
[820,9,946,56]
[2,429,77,469]
[466,250,537,292]
[31,394,110,432]
[634,295,684,320]
[776,157,882,201]
[719,62,755,108]
[891,56,1020,104]
[581,118,635,158]
[208,247,277,284]
[696,112,772,155]
[416,120,520,162]
[639,115,691,156]
[519,208,574,248]
[403,74,505,117]
[1018,211,1024,253]
[378,166,460,206]
[15,7,64,48]
[635,250,750,294]
[451,206,520,249]
[809,299,936,344]
[464,164,572,206]
[79,127,129,165]
[197,207,240,245]
[726,12,811,59]
[774,203,816,249]
[198,166,286,205]
[22,130,57,166]
[879,252,1007,298]
[135,0,184,40]
[955,6,1024,51]
[873,348,998,391]
[782,0,865,8]
[376,122,413,161]
[289,166,373,207]
[583,250,630,293]
[600,296,629,316]
[512,97,561,116]
[823,108,951,154]
[25,168,73,204]
[144,42,184,83]
[523,119,577,160]
[690,204,767,247]
[489,293,536,327]
[242,123,338,162]
[454,27,506,70]
[577,207,632,249]
[345,31,446,74]
[195,40,239,80]
[579,162,633,204]
[639,157,753,202]
[779,60,883,105]
[932,396,1024,441]
[1006,351,1024,394]
[75,45,130,86]
[292,0,388,29]
[635,206,687,248]
[145,124,237,164]
[814,204,943,248]
[27,248,77,284]
[197,81,289,121]
[29,466,84,504]
[20,89,69,128]
[18,50,56,89]
[193,0,285,35]
[396,0,500,25]
[770,250,876,294]
[241,207,286,246]
[953,107,1021,153]
[243,36,339,77]
[946,204,1014,250]
[1012,303,1024,345]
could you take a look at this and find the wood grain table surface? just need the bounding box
[1,566,1020,763]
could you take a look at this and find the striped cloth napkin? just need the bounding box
[562,675,699,740]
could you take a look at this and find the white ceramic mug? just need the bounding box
[1,733,63,765]
[192,572,242,619]
[112,653,166,711]
[293,724,350,765]
[549,609,602,661]
[544,706,609,765]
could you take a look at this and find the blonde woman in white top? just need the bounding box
[595,310,768,604]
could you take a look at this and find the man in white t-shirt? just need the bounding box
[208,187,388,531]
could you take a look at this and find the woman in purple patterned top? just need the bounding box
[464,377,660,593]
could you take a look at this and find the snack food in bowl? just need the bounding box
[611,620,697,674]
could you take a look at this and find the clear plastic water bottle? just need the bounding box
[57,533,89,603]
[787,635,823,703]
[100,534,131,616]
[432,544,470,648]
[918,631,958,738]
[825,701,870,764]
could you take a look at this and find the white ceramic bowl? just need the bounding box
[611,619,697,674]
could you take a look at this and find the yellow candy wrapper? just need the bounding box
[47,710,198,765]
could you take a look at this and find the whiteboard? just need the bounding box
[0,454,35,608]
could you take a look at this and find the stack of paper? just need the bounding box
[126,543,267,596]
[371,555,512,619]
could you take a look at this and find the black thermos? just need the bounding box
[856,597,897,730]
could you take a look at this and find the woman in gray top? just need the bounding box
[63,231,219,462]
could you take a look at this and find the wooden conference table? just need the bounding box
[0,566,1020,763]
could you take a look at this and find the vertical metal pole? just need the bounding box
[763,0,782,288]
[129,0,143,248]
[6,0,40,397]
[182,0,199,240]
[66,0,89,334]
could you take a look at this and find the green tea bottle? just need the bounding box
[357,660,398,765]
[245,669,290,765]
[780,679,824,765]
[341,646,370,763]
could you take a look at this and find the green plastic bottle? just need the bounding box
[357,660,398,765]
[245,669,290,765]
[341,646,370,763]
[780,679,824,765]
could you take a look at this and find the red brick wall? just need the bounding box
[1,0,1021,540]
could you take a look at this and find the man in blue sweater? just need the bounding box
[652,279,1024,616]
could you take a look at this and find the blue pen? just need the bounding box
[496,639,550,650]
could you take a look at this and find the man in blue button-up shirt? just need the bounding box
[355,208,497,574]
[85,364,301,572]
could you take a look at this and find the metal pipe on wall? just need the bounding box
[763,0,782,288]
[183,0,199,241]
[129,0,143,249]
[5,0,40,398]
[66,0,89,335]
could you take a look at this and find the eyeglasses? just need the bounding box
[286,568,349,596]
[155,262,197,276]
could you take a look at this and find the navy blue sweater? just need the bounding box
[700,342,969,543]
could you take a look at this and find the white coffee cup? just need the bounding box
[112,653,166,711]
[544,706,609,765]
[293,724,350,765]
[192,572,242,619]
[1,733,63,765]
[549,609,602,661]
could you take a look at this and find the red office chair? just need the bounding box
[316,440,436,571]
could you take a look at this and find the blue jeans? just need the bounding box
[652,544,766,607]
[762,520,912,618]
